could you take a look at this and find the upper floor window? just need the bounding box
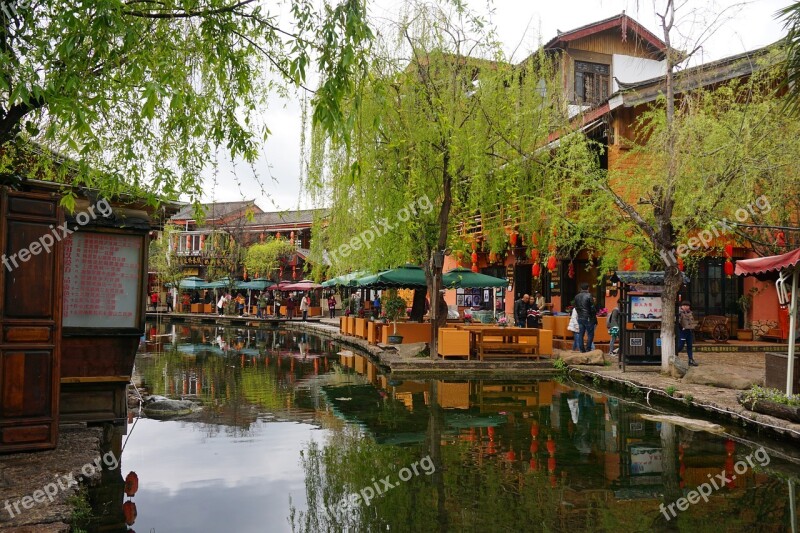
[575,61,610,105]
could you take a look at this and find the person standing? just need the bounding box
[300,292,310,321]
[568,307,580,350]
[372,293,382,319]
[574,283,596,353]
[514,294,530,327]
[286,294,296,320]
[150,292,158,312]
[257,292,267,319]
[677,301,699,366]
[607,301,621,355]
[217,293,226,315]
[534,291,545,310]
[328,294,337,319]
[273,292,282,319]
[166,288,174,313]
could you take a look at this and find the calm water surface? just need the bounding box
[110,322,800,532]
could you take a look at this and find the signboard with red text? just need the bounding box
[63,232,143,328]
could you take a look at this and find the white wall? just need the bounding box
[612,54,667,92]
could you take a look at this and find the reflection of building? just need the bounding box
[169,201,326,280]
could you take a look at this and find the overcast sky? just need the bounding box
[197,0,788,211]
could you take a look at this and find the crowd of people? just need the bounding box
[149,288,319,321]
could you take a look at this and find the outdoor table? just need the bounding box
[460,326,541,361]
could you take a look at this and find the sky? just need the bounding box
[198,0,789,212]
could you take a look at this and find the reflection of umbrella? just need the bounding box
[322,271,368,287]
[178,276,209,289]
[442,267,507,288]
[352,264,427,288]
[280,279,322,291]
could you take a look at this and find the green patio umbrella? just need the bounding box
[321,271,368,287]
[238,278,274,290]
[207,277,236,289]
[178,276,210,290]
[351,264,427,288]
[442,267,508,288]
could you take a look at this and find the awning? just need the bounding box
[442,267,507,288]
[735,248,800,276]
[351,264,427,289]
[616,271,690,285]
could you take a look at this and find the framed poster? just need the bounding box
[464,295,473,307]
[456,295,465,306]
[483,289,490,302]
[630,296,663,321]
[63,232,144,329]
[630,446,663,475]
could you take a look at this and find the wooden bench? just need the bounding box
[697,315,729,342]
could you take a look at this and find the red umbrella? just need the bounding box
[280,279,322,291]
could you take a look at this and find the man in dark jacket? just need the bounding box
[514,294,530,327]
[574,283,596,352]
[677,301,699,366]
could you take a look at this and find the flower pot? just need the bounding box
[387,335,404,344]
[736,329,753,341]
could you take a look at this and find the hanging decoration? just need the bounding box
[776,231,786,247]
[622,258,634,271]
[677,257,685,272]
[510,231,518,247]
[532,263,541,278]
[568,261,575,279]
[547,255,557,271]
[724,243,733,259]
[724,258,734,277]
[531,232,539,246]
[531,249,539,262]
[471,263,479,273]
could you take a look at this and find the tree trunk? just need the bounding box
[428,148,453,359]
[660,263,683,373]
[410,289,427,321]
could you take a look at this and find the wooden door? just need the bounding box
[0,188,62,452]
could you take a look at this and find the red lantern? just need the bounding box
[471,240,477,252]
[532,232,539,246]
[124,472,139,497]
[546,436,556,456]
[724,439,735,456]
[547,456,556,472]
[531,249,539,262]
[677,257,685,272]
[510,232,518,247]
[471,252,478,264]
[546,255,557,271]
[724,259,734,277]
[623,258,634,271]
[529,458,539,471]
[531,423,539,438]
[724,243,733,259]
[123,501,138,526]
[471,264,478,273]
[506,450,517,461]
[530,441,539,454]
[777,231,786,247]
[532,263,541,278]
[568,262,575,279]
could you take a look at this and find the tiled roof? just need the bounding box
[249,208,329,227]
[171,200,257,221]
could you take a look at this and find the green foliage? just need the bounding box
[666,385,677,397]
[779,2,800,115]
[68,488,93,532]
[742,385,800,407]
[0,0,372,205]
[552,358,567,370]
[683,394,694,404]
[382,291,407,334]
[304,2,585,278]
[244,238,296,281]
[148,223,183,289]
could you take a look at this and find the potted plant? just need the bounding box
[463,312,473,324]
[383,292,407,344]
[496,316,509,327]
[737,290,757,340]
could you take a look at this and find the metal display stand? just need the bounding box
[618,271,689,371]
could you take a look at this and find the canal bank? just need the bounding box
[0,426,105,532]
[278,318,800,446]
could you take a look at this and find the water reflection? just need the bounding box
[118,323,799,533]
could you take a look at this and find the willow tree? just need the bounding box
[305,2,593,356]
[244,238,296,281]
[555,1,800,372]
[0,0,371,209]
